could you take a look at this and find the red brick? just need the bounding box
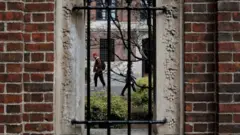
[185,124,193,132]
[31,74,44,82]
[0,64,4,72]
[0,2,5,11]
[31,53,44,62]
[31,94,44,102]
[185,23,191,32]
[0,115,21,123]
[0,33,23,41]
[24,104,52,112]
[233,12,240,21]
[185,113,214,122]
[219,63,240,72]
[23,74,30,82]
[220,104,240,112]
[32,33,45,42]
[30,113,44,122]
[25,63,53,72]
[25,23,54,32]
[192,43,206,52]
[24,14,31,22]
[219,22,240,31]
[185,33,214,42]
[184,4,191,12]
[0,23,4,31]
[7,64,22,72]
[7,105,21,113]
[7,43,23,51]
[185,53,214,62]
[219,53,232,62]
[6,125,22,133]
[185,13,215,22]
[44,113,53,122]
[7,23,23,31]
[32,13,45,22]
[185,64,192,72]
[44,93,53,102]
[46,13,54,21]
[25,43,53,51]
[219,74,232,82]
[0,74,22,82]
[194,124,207,132]
[218,2,239,11]
[2,95,22,103]
[185,43,192,52]
[0,84,4,93]
[234,114,240,123]
[0,43,3,52]
[7,2,24,11]
[1,12,23,21]
[25,124,53,132]
[192,23,206,32]
[0,125,3,133]
[46,53,54,61]
[47,33,54,42]
[218,13,231,21]
[25,3,54,12]
[185,103,192,112]
[23,113,29,122]
[22,35,30,43]
[0,105,3,113]
[7,84,22,93]
[24,83,53,92]
[192,64,205,72]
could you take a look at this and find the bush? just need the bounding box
[131,77,154,117]
[85,91,127,128]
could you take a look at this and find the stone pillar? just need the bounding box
[154,0,182,134]
[55,0,85,134]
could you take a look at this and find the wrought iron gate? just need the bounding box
[71,0,167,134]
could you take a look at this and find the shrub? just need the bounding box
[85,91,127,128]
[132,77,154,117]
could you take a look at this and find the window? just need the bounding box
[140,0,148,20]
[100,39,115,61]
[96,0,116,20]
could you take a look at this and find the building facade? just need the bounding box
[0,0,239,134]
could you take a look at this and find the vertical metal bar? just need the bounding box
[107,0,111,134]
[127,1,132,135]
[152,0,156,116]
[86,1,91,135]
[147,0,152,135]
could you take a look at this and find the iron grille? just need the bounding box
[71,0,167,135]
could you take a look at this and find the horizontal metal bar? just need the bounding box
[71,118,167,125]
[72,6,166,11]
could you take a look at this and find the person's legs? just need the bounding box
[94,72,98,87]
[121,83,128,96]
[99,71,106,87]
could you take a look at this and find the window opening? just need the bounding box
[71,0,168,135]
[100,39,115,61]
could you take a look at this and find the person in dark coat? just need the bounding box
[93,52,106,90]
[121,71,136,96]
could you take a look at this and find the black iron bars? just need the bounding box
[72,0,168,135]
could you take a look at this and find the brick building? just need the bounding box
[0,0,240,134]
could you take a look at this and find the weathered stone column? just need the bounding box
[154,0,182,134]
[55,0,85,134]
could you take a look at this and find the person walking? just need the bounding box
[93,52,106,90]
[120,71,136,96]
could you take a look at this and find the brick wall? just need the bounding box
[0,1,54,134]
[184,0,240,134]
